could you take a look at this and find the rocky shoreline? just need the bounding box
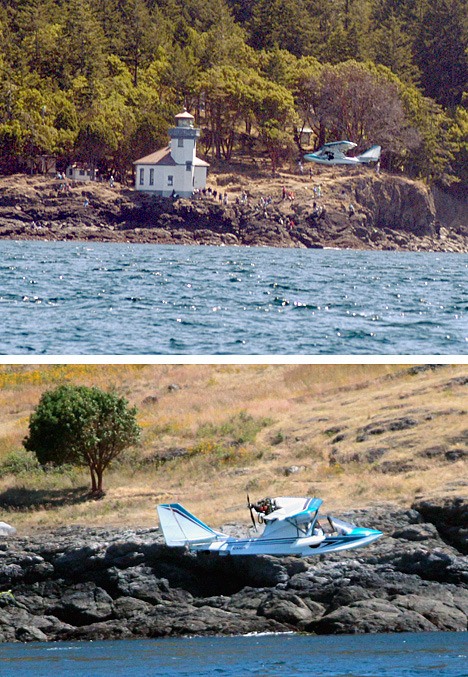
[0,173,467,252]
[1,496,466,642]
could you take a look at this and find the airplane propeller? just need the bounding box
[247,494,257,531]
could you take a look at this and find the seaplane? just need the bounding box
[157,496,382,557]
[304,141,381,165]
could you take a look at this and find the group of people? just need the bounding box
[193,187,229,204]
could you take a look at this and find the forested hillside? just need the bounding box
[0,0,466,191]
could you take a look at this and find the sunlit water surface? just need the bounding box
[0,632,467,676]
[0,241,466,354]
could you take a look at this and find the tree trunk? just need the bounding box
[96,467,104,494]
[90,466,97,493]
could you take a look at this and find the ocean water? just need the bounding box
[0,241,466,355]
[0,633,466,676]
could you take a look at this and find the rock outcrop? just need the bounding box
[0,497,466,642]
[0,174,466,252]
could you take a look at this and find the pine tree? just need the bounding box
[415,0,468,108]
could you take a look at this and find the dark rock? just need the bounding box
[57,620,133,641]
[391,594,467,631]
[373,460,415,474]
[48,582,114,625]
[53,544,107,576]
[412,496,468,554]
[445,449,467,462]
[311,598,437,634]
[113,596,154,619]
[226,587,270,611]
[420,446,446,459]
[357,417,419,441]
[103,565,176,605]
[15,626,48,642]
[388,547,468,585]
[392,524,440,541]
[257,590,317,626]
[325,585,375,611]
[142,395,159,405]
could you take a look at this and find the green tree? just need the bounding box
[23,385,141,495]
[60,0,108,89]
[370,13,420,83]
[248,72,297,171]
[118,0,162,86]
[414,0,468,108]
[199,64,247,159]
[446,104,468,191]
[249,0,316,56]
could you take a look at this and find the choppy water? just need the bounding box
[0,632,466,676]
[0,241,466,354]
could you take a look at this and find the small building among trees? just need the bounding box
[66,163,98,182]
[133,111,209,198]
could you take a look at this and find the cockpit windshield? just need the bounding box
[328,516,355,534]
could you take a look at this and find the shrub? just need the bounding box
[0,449,41,477]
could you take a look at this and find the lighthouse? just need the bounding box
[133,110,209,197]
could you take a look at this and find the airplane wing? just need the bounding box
[321,141,357,153]
[265,497,322,524]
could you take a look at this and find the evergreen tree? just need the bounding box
[370,13,420,83]
[415,0,468,108]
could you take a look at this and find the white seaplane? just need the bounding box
[304,141,381,165]
[157,496,382,557]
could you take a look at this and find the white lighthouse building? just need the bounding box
[133,111,209,197]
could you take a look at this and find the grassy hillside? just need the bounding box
[0,364,466,532]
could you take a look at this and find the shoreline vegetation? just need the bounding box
[0,168,467,252]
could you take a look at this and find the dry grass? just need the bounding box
[0,364,466,532]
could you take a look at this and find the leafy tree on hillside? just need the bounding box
[298,61,419,163]
[447,105,468,191]
[24,385,141,496]
[199,65,247,159]
[248,72,297,171]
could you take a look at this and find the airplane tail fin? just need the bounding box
[357,145,381,163]
[157,503,225,547]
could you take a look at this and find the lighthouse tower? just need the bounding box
[134,110,209,197]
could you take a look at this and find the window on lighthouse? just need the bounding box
[178,138,184,147]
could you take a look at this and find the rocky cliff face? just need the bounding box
[0,497,466,642]
[0,174,466,252]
